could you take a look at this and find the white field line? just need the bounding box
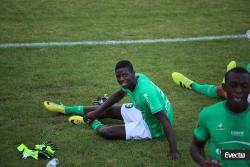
[0,34,246,48]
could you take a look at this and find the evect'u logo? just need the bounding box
[221,150,250,160]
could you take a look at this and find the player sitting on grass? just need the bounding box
[190,67,250,167]
[172,61,250,103]
[44,60,180,160]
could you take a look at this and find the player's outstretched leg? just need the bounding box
[68,118,125,139]
[172,72,219,98]
[68,105,123,125]
[43,101,66,114]
[44,101,84,115]
[192,83,219,98]
[172,72,193,89]
[44,95,108,115]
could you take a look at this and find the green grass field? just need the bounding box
[0,0,249,166]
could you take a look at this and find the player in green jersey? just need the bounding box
[44,60,180,160]
[190,67,250,167]
[172,61,250,102]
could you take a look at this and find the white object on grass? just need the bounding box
[246,30,250,41]
[46,158,59,167]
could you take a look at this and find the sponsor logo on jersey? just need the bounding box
[221,150,250,160]
[231,130,244,137]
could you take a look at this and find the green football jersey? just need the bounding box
[122,73,173,138]
[194,101,250,167]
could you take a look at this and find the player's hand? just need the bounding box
[169,150,181,160]
[202,159,222,167]
[84,111,98,123]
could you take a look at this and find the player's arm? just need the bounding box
[190,136,206,166]
[85,89,126,120]
[191,107,222,167]
[154,111,180,160]
[190,136,221,167]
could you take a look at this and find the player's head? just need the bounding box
[115,60,134,73]
[115,60,137,90]
[224,67,250,111]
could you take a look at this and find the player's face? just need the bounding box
[225,72,250,110]
[115,67,136,90]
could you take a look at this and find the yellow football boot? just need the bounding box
[226,60,236,72]
[68,116,84,125]
[172,72,193,89]
[222,60,237,83]
[43,101,65,114]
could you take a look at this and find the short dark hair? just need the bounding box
[225,67,250,83]
[115,60,134,72]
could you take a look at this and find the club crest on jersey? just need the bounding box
[216,123,225,131]
[125,103,133,109]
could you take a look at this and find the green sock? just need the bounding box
[65,106,85,115]
[91,120,103,130]
[246,63,250,73]
[191,82,219,98]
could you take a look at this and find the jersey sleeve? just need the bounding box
[143,90,163,114]
[194,108,209,141]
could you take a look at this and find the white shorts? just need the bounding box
[121,103,152,140]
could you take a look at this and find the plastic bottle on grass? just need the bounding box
[46,158,59,167]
